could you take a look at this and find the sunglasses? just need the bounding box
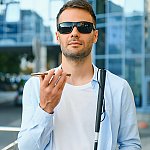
[57,21,96,34]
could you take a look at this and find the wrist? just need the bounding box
[39,103,54,114]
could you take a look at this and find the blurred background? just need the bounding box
[0,0,150,149]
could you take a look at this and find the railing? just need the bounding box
[0,126,20,150]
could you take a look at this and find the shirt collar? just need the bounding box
[92,64,99,82]
[57,64,99,82]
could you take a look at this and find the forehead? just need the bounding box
[58,8,93,23]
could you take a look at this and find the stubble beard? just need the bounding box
[61,47,92,62]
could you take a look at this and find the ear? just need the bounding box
[56,31,60,44]
[93,30,98,43]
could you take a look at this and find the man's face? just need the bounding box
[56,8,98,61]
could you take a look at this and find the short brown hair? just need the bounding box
[56,0,96,25]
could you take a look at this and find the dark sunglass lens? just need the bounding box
[59,26,72,34]
[58,22,94,34]
[78,22,93,33]
[58,22,73,34]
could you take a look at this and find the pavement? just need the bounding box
[137,113,150,150]
[139,126,150,150]
[0,91,17,103]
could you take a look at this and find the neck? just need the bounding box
[61,54,94,86]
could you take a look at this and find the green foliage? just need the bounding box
[0,52,21,74]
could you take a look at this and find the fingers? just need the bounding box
[56,74,67,99]
[40,69,55,87]
[40,69,67,88]
[48,69,63,88]
[52,72,67,92]
[39,75,44,81]
[39,69,68,113]
[39,68,69,93]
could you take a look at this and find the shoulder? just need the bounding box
[93,64,129,87]
[25,76,40,88]
[106,70,128,87]
[106,70,132,98]
[23,76,40,95]
[93,65,128,89]
[22,76,40,105]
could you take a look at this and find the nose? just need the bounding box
[70,26,80,37]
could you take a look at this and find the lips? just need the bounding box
[68,41,82,45]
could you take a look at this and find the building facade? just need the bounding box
[91,0,149,112]
[0,9,53,46]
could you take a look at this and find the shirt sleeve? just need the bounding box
[117,80,142,150]
[17,77,54,150]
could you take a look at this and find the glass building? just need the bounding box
[90,0,148,112]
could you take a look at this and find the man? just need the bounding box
[18,0,142,149]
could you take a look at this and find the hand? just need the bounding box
[39,69,67,113]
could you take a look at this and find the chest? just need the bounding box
[55,84,97,122]
[53,84,98,149]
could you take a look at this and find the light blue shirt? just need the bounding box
[17,65,142,150]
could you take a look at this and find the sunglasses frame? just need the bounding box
[57,21,96,34]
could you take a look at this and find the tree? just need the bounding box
[0,52,21,74]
